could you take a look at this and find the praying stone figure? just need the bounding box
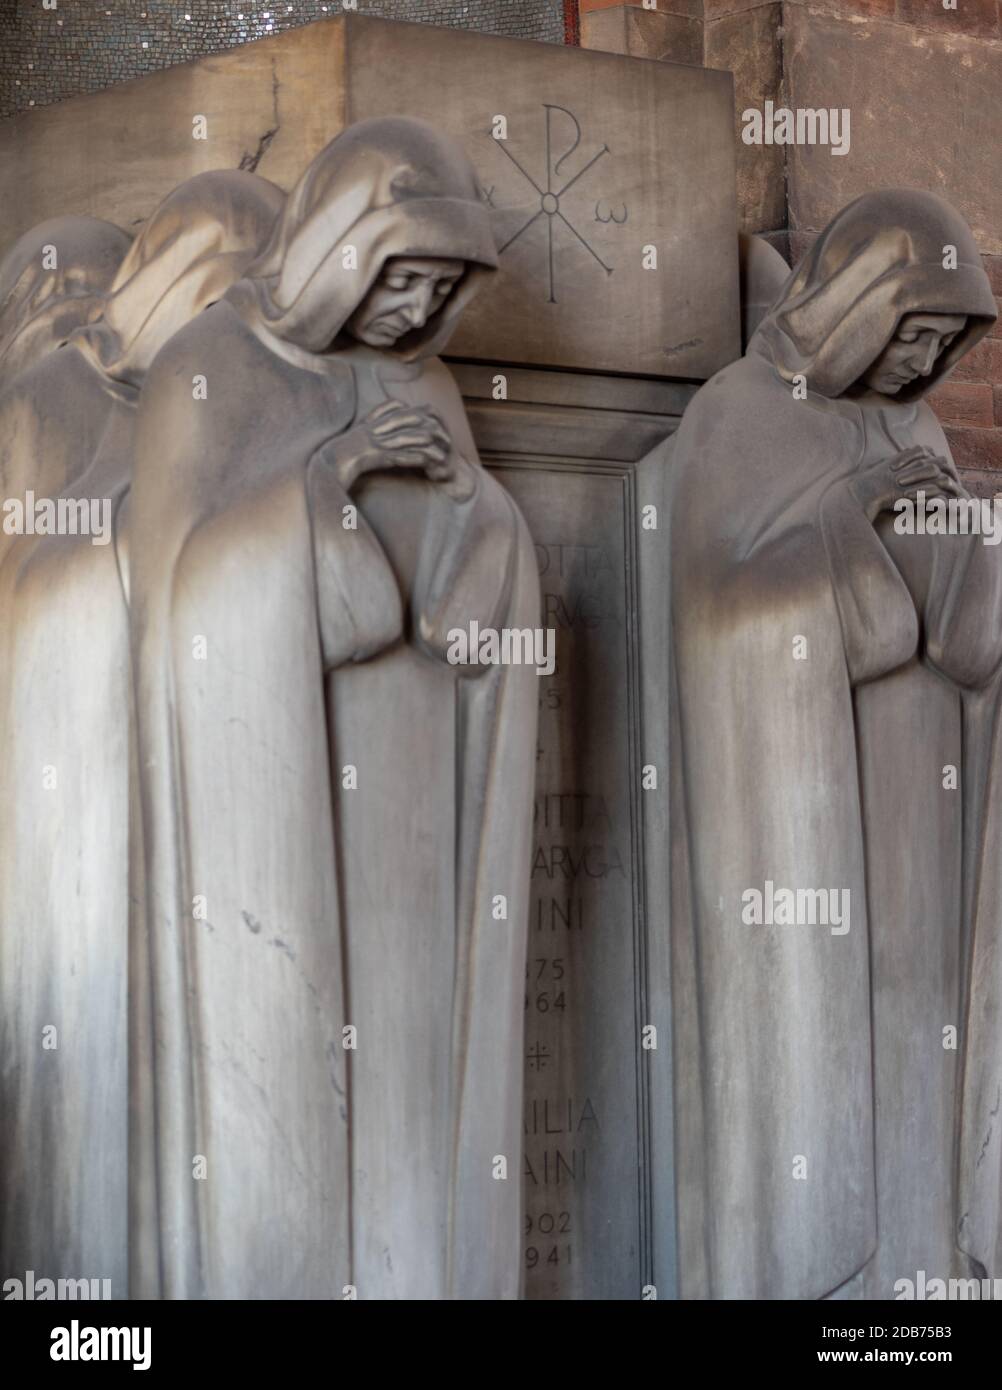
[668,189,1002,1298]
[0,172,284,1296]
[127,118,539,1300]
[0,215,132,381]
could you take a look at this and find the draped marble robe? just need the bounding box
[0,216,132,382]
[0,172,284,1294]
[668,190,1001,1299]
[128,118,539,1300]
[961,662,1002,1281]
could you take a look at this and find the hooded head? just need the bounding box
[0,216,132,380]
[231,117,498,360]
[752,189,997,402]
[76,170,285,387]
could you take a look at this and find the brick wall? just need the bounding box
[934,254,1002,491]
[0,0,567,119]
[582,0,1002,489]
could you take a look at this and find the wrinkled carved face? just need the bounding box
[861,311,967,395]
[344,256,465,347]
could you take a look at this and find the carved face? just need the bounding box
[861,311,967,395]
[344,256,465,348]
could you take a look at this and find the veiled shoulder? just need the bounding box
[141,299,248,393]
[671,351,860,507]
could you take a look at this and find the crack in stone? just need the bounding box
[976,1124,993,1168]
[975,1087,1002,1169]
[238,126,278,174]
[237,55,281,174]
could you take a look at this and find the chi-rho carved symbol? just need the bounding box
[484,104,627,304]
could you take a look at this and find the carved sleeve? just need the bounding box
[409,362,520,674]
[920,449,1002,690]
[304,448,404,671]
[818,478,920,686]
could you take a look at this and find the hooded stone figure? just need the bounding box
[127,117,539,1300]
[0,215,132,382]
[0,171,284,1296]
[667,189,1002,1299]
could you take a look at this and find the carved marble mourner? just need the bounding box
[0,172,285,1295]
[668,190,1002,1299]
[0,216,132,379]
[4,84,1001,1307]
[127,118,539,1299]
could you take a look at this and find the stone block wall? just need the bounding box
[5,0,1000,478]
[0,0,566,118]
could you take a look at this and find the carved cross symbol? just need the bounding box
[490,104,614,304]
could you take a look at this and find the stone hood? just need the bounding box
[751,189,997,402]
[229,116,498,360]
[74,169,284,387]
